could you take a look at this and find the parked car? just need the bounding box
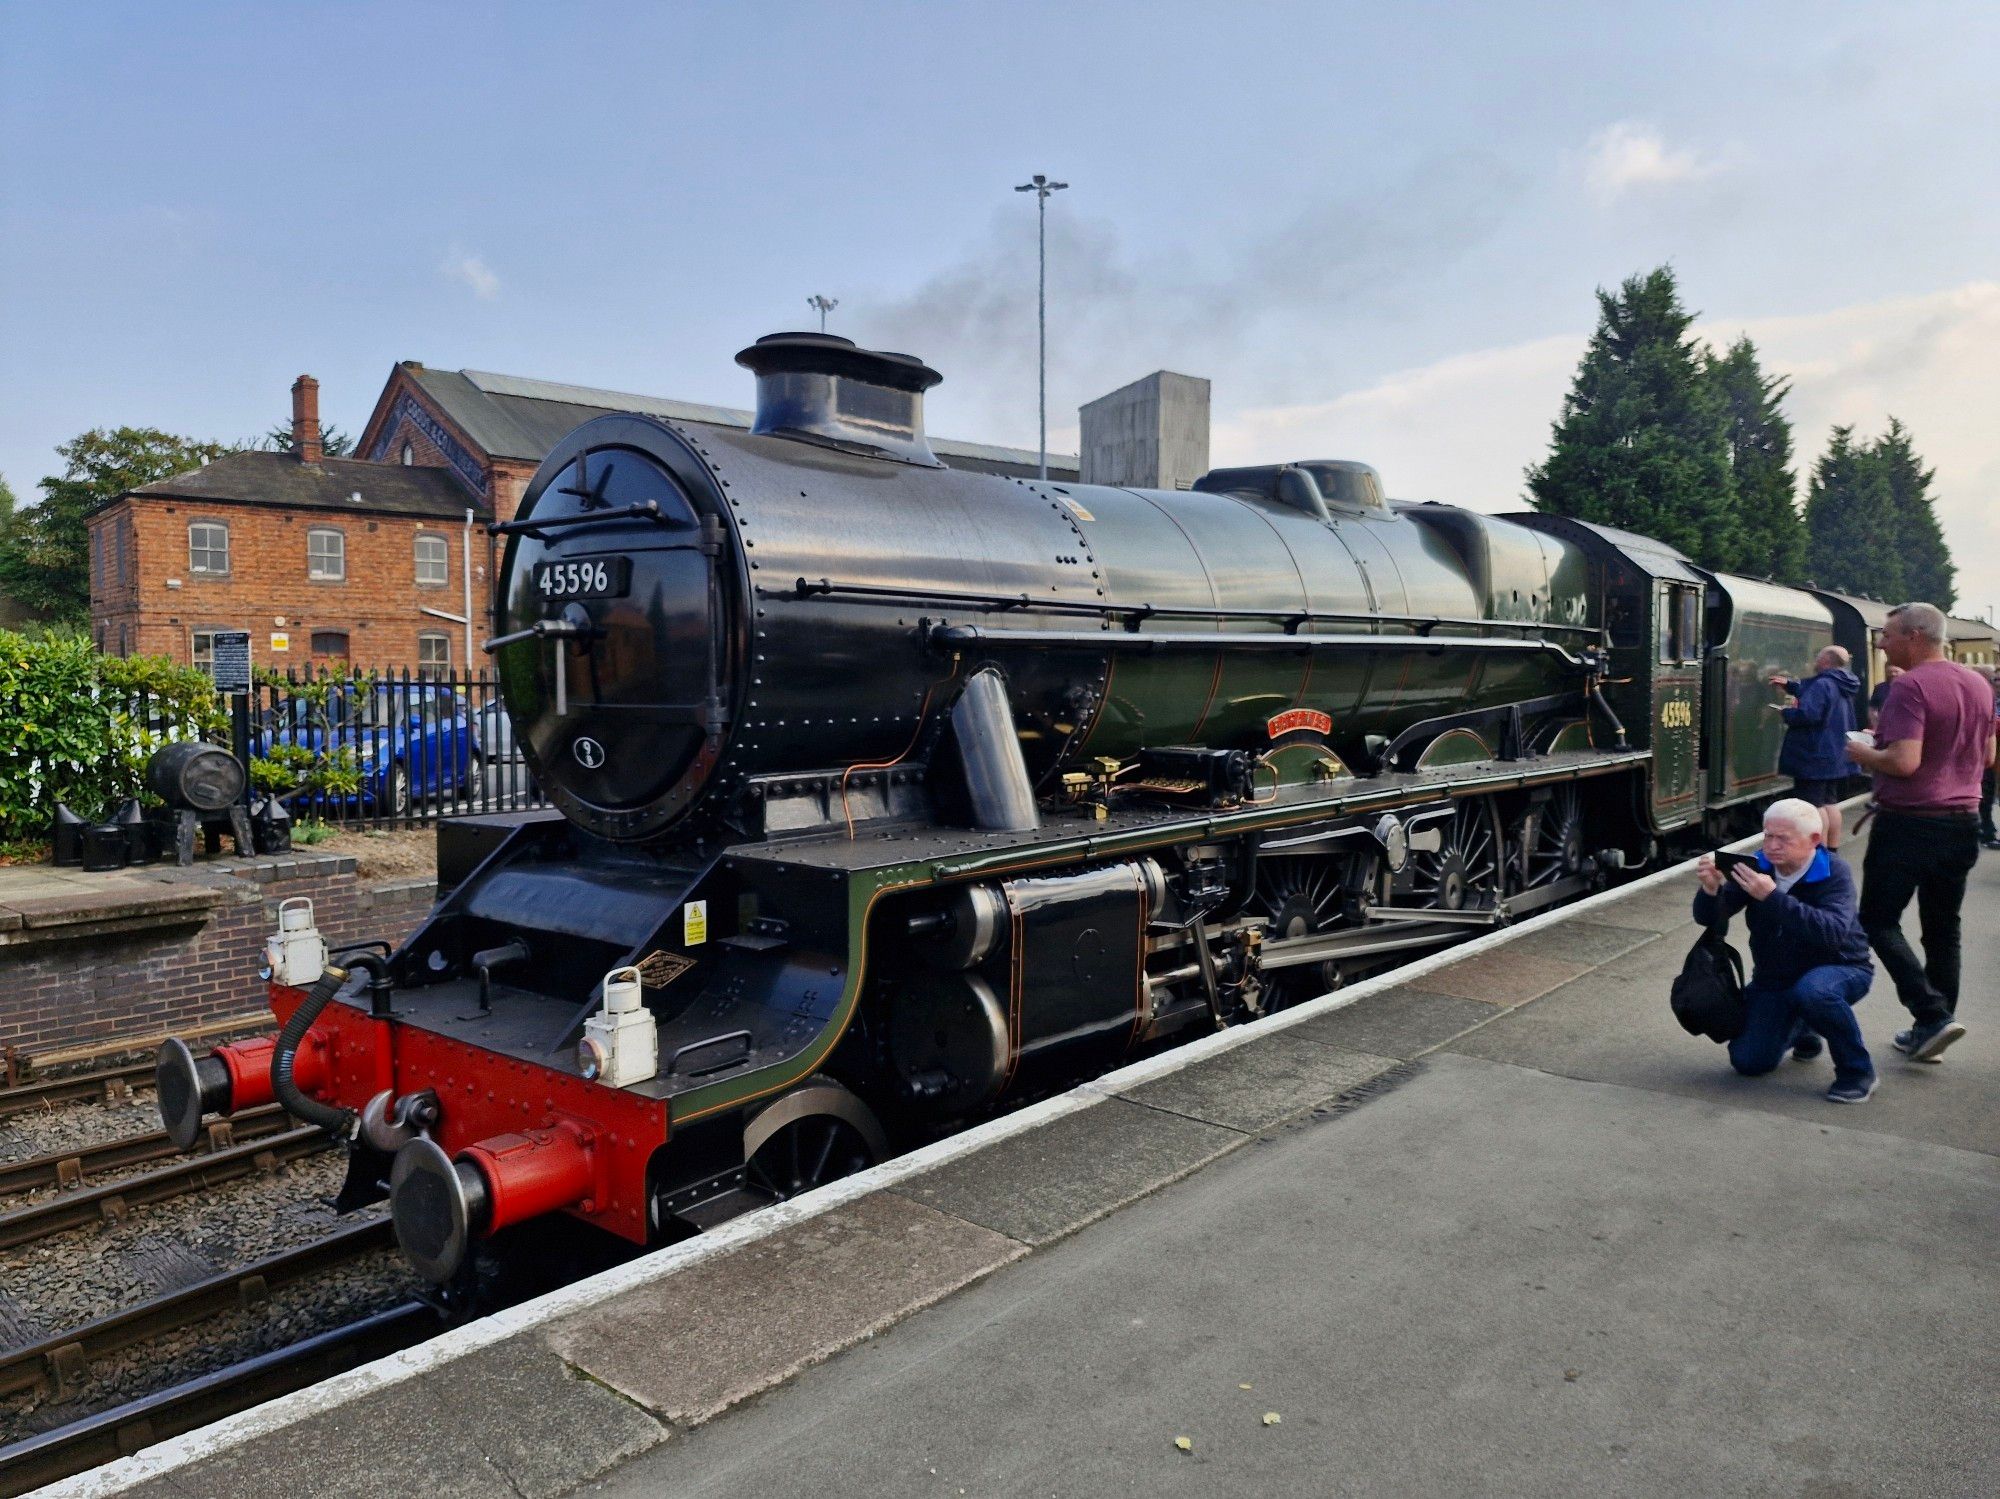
[471,699,538,809]
[259,683,475,816]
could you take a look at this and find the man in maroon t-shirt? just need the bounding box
[1846,602,1997,1061]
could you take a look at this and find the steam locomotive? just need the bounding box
[159,331,1862,1287]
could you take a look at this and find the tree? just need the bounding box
[1871,418,1954,609]
[1705,336,1805,583]
[1527,266,1741,570]
[258,422,353,457]
[1803,426,1906,602]
[0,428,230,625]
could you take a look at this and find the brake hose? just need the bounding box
[272,960,366,1136]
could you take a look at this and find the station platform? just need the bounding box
[53,819,2000,1498]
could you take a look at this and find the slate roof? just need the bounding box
[401,365,1081,481]
[119,451,476,519]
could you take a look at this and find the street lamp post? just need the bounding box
[807,294,839,333]
[1014,173,1067,480]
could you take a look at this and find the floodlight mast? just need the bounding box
[806,295,839,333]
[1013,173,1068,480]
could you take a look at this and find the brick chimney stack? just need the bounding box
[291,375,323,464]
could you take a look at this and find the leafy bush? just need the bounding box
[0,629,224,841]
[249,665,375,807]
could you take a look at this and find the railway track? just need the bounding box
[0,1218,394,1404]
[0,1298,435,1497]
[0,1063,154,1122]
[0,1126,327,1251]
[0,1105,295,1198]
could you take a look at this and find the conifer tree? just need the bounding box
[1870,418,1955,609]
[1705,336,1805,582]
[1527,266,1739,568]
[1803,426,1906,602]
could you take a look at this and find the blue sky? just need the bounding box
[3,2,1996,604]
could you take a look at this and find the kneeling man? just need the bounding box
[1694,798,1877,1103]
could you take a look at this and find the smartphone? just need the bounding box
[1711,850,1762,877]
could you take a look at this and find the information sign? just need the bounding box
[211,630,252,693]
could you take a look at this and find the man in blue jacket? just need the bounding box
[1770,646,1861,848]
[1694,797,1876,1102]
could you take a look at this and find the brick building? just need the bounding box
[89,378,480,673]
[90,355,1087,673]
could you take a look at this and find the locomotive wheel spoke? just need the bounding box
[1521,786,1584,889]
[1410,798,1503,911]
[747,1116,876,1202]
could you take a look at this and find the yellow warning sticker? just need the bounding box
[683,900,708,946]
[1059,496,1096,523]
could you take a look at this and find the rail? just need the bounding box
[0,1300,434,1496]
[0,1063,153,1121]
[0,1219,394,1402]
[0,1126,327,1251]
[0,1106,294,1198]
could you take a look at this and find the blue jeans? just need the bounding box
[1728,964,1874,1085]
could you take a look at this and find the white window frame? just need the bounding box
[191,630,216,677]
[307,527,346,581]
[414,533,449,586]
[417,632,452,679]
[189,520,230,575]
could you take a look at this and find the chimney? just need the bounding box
[734,333,942,467]
[291,375,323,464]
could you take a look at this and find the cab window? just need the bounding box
[1658,584,1702,664]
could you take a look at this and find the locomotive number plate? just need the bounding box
[534,555,631,601]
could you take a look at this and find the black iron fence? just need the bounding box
[116,668,549,831]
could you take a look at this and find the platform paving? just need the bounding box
[62,822,2000,1498]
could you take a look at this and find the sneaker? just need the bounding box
[1791,1033,1824,1062]
[1826,1076,1878,1104]
[1905,1019,1967,1062]
[1892,1027,1947,1064]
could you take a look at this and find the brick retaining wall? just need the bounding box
[0,855,436,1057]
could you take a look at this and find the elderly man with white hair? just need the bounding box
[1695,797,1877,1103]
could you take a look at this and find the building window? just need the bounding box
[115,520,129,586]
[116,624,128,656]
[189,521,230,575]
[90,528,103,593]
[192,630,216,677]
[401,442,415,465]
[307,528,346,581]
[418,633,452,679]
[310,630,351,660]
[414,533,449,586]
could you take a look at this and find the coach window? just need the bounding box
[418,632,451,679]
[307,527,346,581]
[189,521,230,576]
[415,533,448,586]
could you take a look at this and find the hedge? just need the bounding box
[0,629,224,843]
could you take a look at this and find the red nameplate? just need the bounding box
[1266,708,1333,738]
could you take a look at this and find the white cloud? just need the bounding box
[1211,280,2000,612]
[440,250,501,299]
[1583,121,1720,199]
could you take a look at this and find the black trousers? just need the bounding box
[1860,811,1979,1026]
[1981,769,1995,839]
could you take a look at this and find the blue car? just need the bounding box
[260,684,476,817]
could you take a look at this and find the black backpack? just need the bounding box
[1671,925,1746,1043]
